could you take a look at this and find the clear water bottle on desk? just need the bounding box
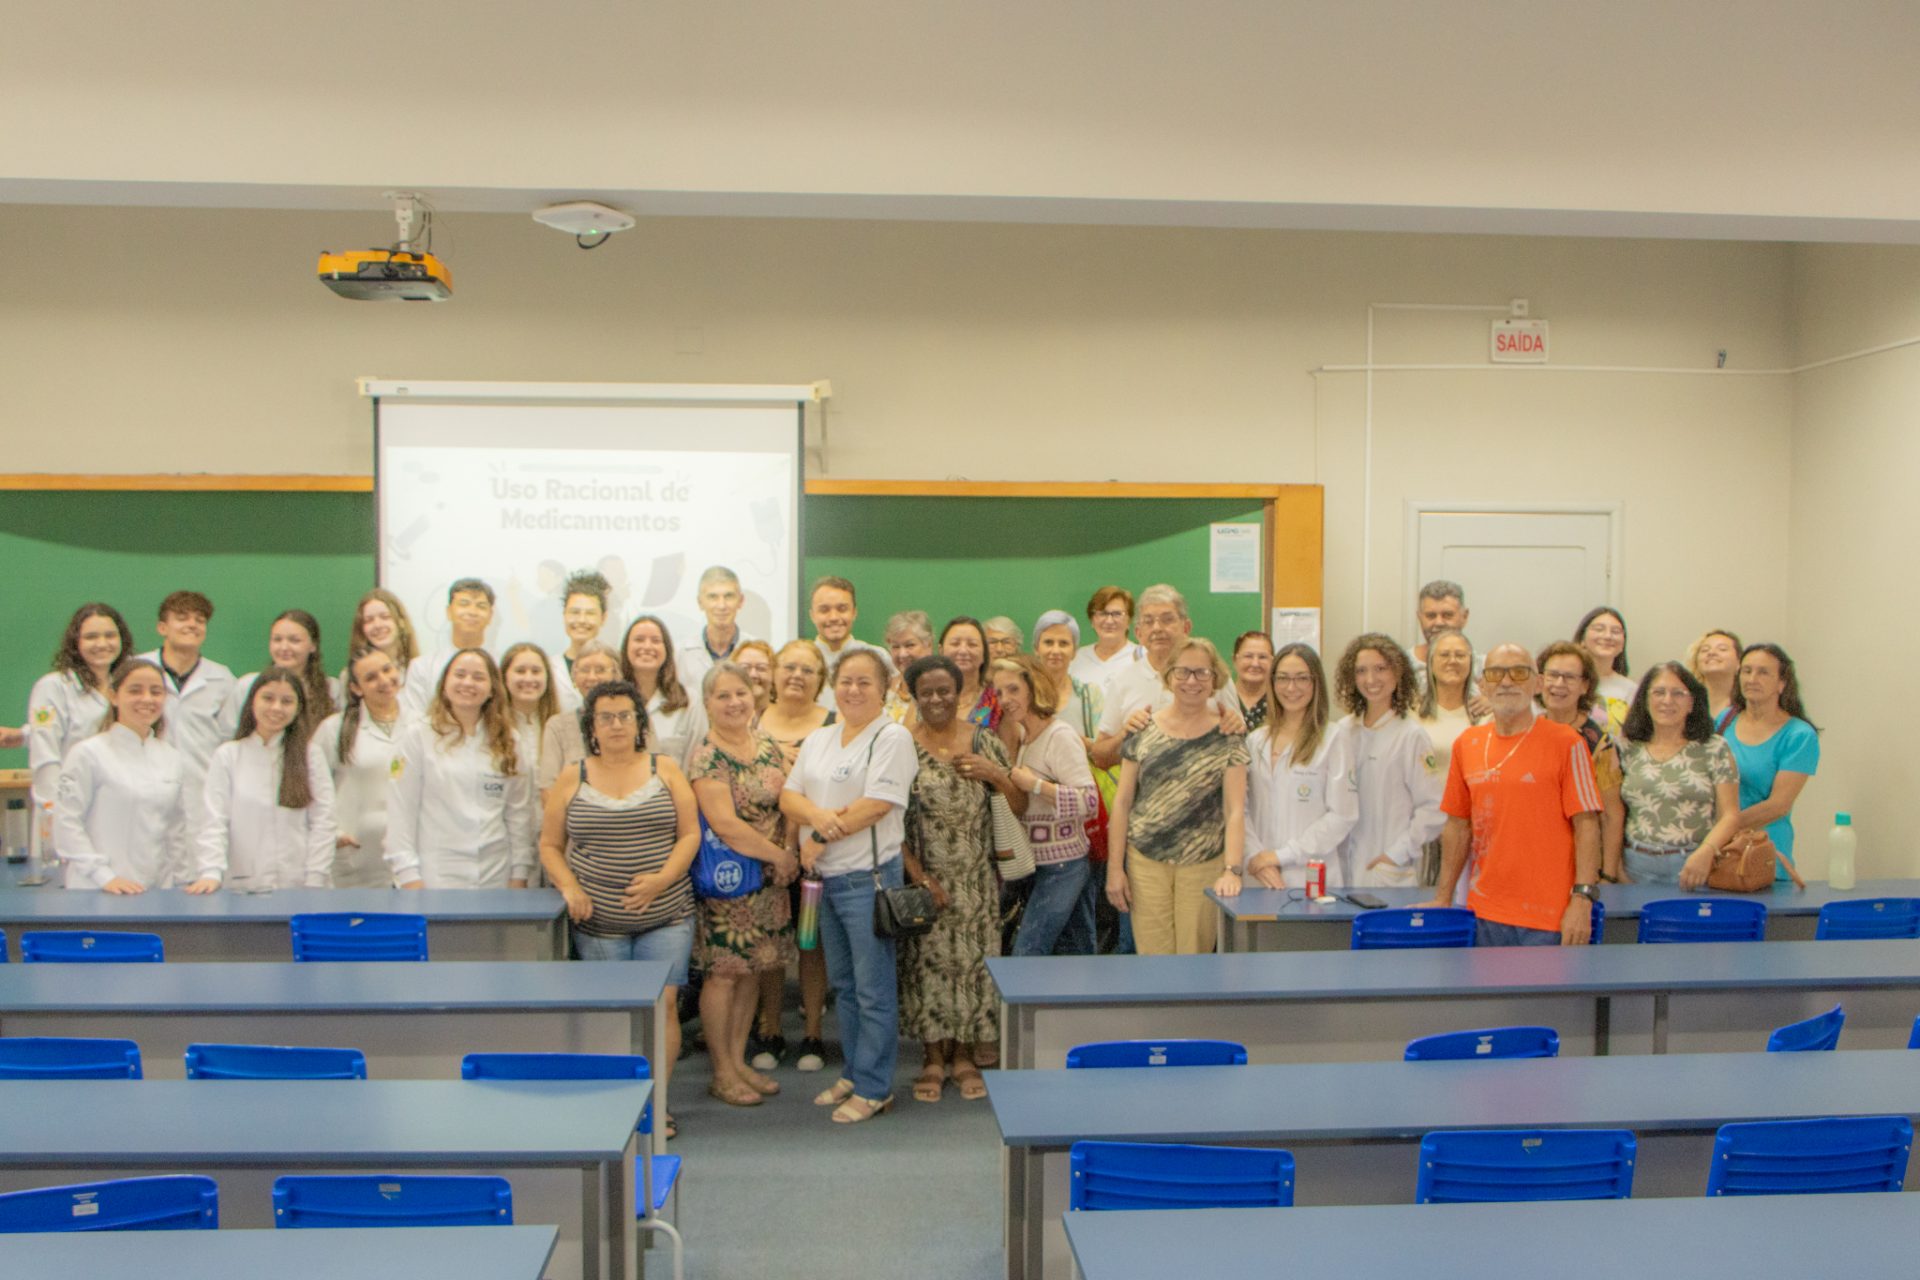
[1828,813,1856,892]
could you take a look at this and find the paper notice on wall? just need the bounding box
[1270,607,1321,652]
[1209,523,1261,594]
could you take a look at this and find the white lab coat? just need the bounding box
[53,723,187,890]
[26,671,110,807]
[400,647,461,719]
[311,708,413,887]
[132,649,236,821]
[1339,712,1447,888]
[1244,719,1362,888]
[384,720,536,888]
[192,732,337,890]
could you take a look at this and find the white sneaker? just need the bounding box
[795,1037,827,1072]
[749,1049,779,1071]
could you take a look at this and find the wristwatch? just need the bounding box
[1569,883,1596,900]
[1225,864,1245,877]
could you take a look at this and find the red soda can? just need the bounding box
[1304,859,1326,898]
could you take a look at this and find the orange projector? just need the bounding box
[317,249,453,301]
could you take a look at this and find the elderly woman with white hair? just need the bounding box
[1030,610,1103,750]
[983,617,1025,662]
[883,610,935,723]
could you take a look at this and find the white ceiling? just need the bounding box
[4,0,1917,241]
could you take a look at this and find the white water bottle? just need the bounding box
[1828,813,1856,891]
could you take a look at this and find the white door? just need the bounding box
[1407,506,1617,658]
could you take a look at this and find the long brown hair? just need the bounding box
[429,647,521,775]
[1415,628,1483,724]
[620,615,690,715]
[1730,642,1819,730]
[1335,633,1418,719]
[233,668,316,808]
[334,645,401,766]
[1264,642,1332,766]
[50,603,134,691]
[498,642,561,729]
[350,588,419,667]
[268,609,337,726]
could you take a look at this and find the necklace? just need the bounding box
[1481,715,1539,779]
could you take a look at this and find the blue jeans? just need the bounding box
[1623,845,1686,886]
[818,859,902,1101]
[1013,859,1095,956]
[1476,919,1563,947]
[575,917,694,985]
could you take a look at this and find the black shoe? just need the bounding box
[748,1033,787,1072]
[795,1037,827,1072]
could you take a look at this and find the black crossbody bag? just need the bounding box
[864,733,938,939]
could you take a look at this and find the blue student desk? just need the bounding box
[992,939,1920,1068]
[1063,1197,1920,1280]
[0,960,667,1115]
[0,1225,560,1280]
[992,1050,1920,1280]
[0,885,567,961]
[0,1080,646,1280]
[1210,877,1920,952]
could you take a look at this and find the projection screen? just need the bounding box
[371,385,809,661]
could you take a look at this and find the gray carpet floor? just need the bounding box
[643,1000,1004,1280]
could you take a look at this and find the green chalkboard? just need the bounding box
[802,495,1266,650]
[0,489,1264,769]
[0,492,378,770]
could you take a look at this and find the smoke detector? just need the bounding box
[532,201,636,248]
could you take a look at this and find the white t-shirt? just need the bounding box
[644,687,709,770]
[311,708,415,887]
[1420,703,1476,770]
[1069,644,1145,698]
[192,732,337,890]
[1244,719,1360,888]
[1095,656,1233,739]
[782,717,918,878]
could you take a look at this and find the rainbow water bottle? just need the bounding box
[796,874,823,950]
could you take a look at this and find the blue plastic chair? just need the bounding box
[1350,907,1476,950]
[0,1036,142,1079]
[1068,1141,1294,1211]
[1636,898,1767,944]
[1588,898,1606,942]
[1417,1129,1637,1203]
[289,913,428,962]
[1065,1040,1248,1069]
[461,1052,683,1280]
[1766,1005,1845,1053]
[0,926,8,961]
[185,1043,367,1080]
[1404,1026,1560,1061]
[20,930,164,963]
[272,1175,511,1228]
[1707,1116,1913,1196]
[1816,899,1920,941]
[0,1176,217,1232]
[1909,1015,1920,1050]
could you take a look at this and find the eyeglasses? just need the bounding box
[1539,671,1584,686]
[1481,665,1535,685]
[1170,667,1214,684]
[593,710,637,725]
[1647,688,1693,701]
[1093,609,1129,621]
[1272,673,1315,687]
[777,662,821,675]
[1138,613,1182,629]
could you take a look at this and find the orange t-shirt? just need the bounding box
[1441,716,1602,933]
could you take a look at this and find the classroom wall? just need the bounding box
[0,204,1795,675]
[1786,244,1920,877]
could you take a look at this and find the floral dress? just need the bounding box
[688,731,797,977]
[899,731,1007,1043]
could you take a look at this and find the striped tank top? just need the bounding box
[564,758,693,937]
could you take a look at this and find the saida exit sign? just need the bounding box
[1491,318,1549,363]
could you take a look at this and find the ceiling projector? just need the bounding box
[319,192,452,301]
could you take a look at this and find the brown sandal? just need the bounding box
[708,1079,763,1107]
[912,1061,947,1102]
[950,1059,987,1101]
[813,1078,856,1107]
[743,1067,781,1096]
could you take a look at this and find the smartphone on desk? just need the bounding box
[1343,891,1389,910]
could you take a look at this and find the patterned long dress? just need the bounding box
[689,731,798,977]
[898,732,1006,1043]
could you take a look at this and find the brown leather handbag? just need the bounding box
[1707,829,1806,892]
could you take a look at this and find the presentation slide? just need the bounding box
[376,399,801,662]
